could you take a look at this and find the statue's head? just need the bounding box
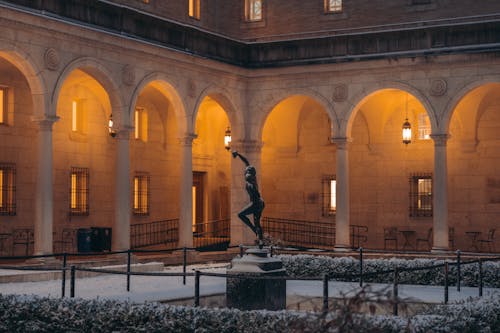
[245,166,256,176]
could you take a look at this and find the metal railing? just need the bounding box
[262,217,336,248]
[130,219,179,249]
[193,219,230,251]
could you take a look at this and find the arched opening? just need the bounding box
[52,69,114,253]
[129,80,181,249]
[448,82,500,252]
[261,95,336,248]
[349,88,433,250]
[0,56,37,256]
[192,96,232,250]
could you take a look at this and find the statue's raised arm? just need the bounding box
[232,150,250,167]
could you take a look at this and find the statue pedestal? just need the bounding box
[226,248,286,310]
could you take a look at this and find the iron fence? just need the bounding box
[193,218,230,251]
[262,217,336,248]
[130,219,179,249]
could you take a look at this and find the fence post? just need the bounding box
[239,244,244,257]
[359,247,363,287]
[444,261,449,304]
[478,258,483,297]
[194,270,200,307]
[456,250,461,292]
[61,252,67,298]
[70,265,76,298]
[183,247,187,285]
[127,249,131,292]
[393,267,399,316]
[270,246,274,257]
[322,274,329,315]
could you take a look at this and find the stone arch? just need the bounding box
[344,82,436,138]
[193,85,242,139]
[442,76,500,134]
[0,44,47,119]
[52,57,124,124]
[256,87,338,141]
[131,72,187,136]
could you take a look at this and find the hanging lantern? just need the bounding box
[108,113,117,137]
[402,118,411,145]
[224,126,232,150]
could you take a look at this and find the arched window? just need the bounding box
[134,107,148,142]
[245,0,262,22]
[189,0,201,19]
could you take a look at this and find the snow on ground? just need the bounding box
[0,263,498,305]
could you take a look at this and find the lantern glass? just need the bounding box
[224,127,231,150]
[402,119,412,144]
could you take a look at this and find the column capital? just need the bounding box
[331,137,352,149]
[430,134,450,147]
[178,133,198,146]
[31,115,59,131]
[232,140,263,154]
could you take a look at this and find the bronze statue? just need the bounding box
[232,151,265,247]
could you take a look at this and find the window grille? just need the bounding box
[245,0,262,21]
[322,175,336,216]
[133,172,150,215]
[189,0,201,19]
[418,113,431,140]
[0,163,16,215]
[134,107,148,142]
[70,167,89,216]
[325,0,342,13]
[409,173,432,218]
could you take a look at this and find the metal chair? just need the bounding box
[384,227,398,250]
[478,229,495,252]
[416,228,432,251]
[12,228,34,256]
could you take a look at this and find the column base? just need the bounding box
[334,244,352,252]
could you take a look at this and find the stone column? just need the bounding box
[431,134,449,252]
[114,129,131,251]
[332,138,351,251]
[230,140,262,246]
[33,116,58,255]
[178,134,196,248]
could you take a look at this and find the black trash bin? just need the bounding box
[91,227,112,252]
[77,228,92,253]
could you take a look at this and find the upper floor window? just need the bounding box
[409,173,432,218]
[245,0,262,22]
[133,172,150,215]
[0,163,16,216]
[70,167,89,216]
[322,175,336,216]
[71,100,87,134]
[0,87,7,125]
[325,0,343,13]
[418,113,431,140]
[189,0,201,19]
[134,107,148,142]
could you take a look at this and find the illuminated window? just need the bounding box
[70,167,89,216]
[134,108,148,142]
[418,113,431,140]
[189,0,201,19]
[325,0,342,13]
[71,100,87,134]
[0,163,16,216]
[0,87,7,125]
[133,172,150,215]
[322,175,336,216]
[409,173,432,218]
[245,0,262,21]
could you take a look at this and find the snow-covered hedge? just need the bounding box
[0,294,498,332]
[278,255,500,288]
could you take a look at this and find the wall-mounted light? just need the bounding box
[402,93,412,145]
[108,113,117,137]
[224,126,231,150]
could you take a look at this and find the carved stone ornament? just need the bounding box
[332,84,348,102]
[430,78,447,96]
[122,65,135,86]
[44,48,60,71]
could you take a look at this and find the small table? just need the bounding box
[465,231,481,252]
[399,230,416,250]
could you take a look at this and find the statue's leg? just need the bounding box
[238,204,257,235]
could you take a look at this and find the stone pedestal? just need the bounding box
[226,248,286,310]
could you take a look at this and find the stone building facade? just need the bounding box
[0,0,499,255]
